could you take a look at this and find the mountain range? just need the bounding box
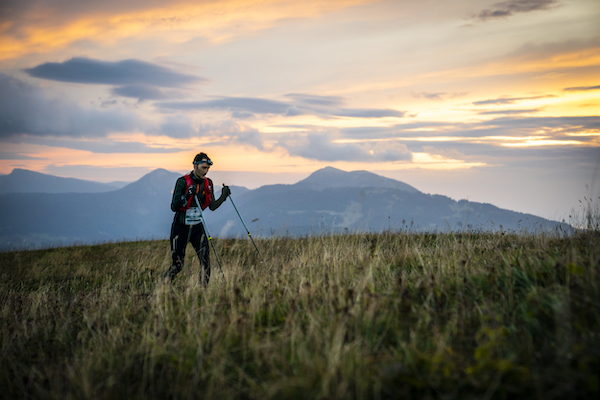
[0,168,128,194]
[0,167,572,251]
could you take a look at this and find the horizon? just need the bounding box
[1,0,598,223]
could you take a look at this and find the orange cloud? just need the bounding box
[0,0,374,60]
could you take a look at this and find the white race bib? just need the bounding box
[184,207,202,225]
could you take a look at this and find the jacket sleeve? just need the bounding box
[208,178,227,211]
[170,177,187,212]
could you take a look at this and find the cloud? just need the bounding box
[24,57,203,87]
[1,0,369,55]
[335,116,600,153]
[0,73,141,138]
[563,84,600,92]
[412,92,446,101]
[279,131,412,162]
[483,115,600,129]
[429,116,600,141]
[196,120,267,150]
[231,129,265,150]
[187,120,412,162]
[111,84,170,101]
[156,114,269,143]
[21,137,186,154]
[0,151,41,160]
[472,94,556,106]
[159,97,294,115]
[340,121,469,139]
[156,115,198,139]
[284,93,344,107]
[157,95,405,119]
[331,108,405,118]
[478,109,541,115]
[1,0,172,27]
[23,57,205,101]
[411,92,469,101]
[475,0,558,21]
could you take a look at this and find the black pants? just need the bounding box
[169,221,210,284]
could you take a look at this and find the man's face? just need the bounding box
[193,162,210,178]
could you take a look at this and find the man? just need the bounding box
[163,152,230,284]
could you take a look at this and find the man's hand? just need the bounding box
[185,184,198,199]
[221,185,231,199]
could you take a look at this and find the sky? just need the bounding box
[0,0,599,222]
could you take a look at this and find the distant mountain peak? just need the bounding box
[294,166,419,192]
[10,168,45,176]
[143,168,174,178]
[118,168,181,194]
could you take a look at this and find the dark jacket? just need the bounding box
[171,172,226,225]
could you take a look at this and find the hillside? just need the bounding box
[1,230,598,399]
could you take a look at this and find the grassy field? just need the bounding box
[1,229,599,399]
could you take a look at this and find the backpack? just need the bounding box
[179,174,211,211]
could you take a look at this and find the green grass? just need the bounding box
[1,230,599,399]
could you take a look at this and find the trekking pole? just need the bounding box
[193,195,226,282]
[226,186,267,268]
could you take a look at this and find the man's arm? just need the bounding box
[170,177,187,211]
[208,179,230,211]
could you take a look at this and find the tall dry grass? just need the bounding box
[1,230,599,399]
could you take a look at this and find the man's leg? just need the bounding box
[164,222,190,280]
[190,224,211,285]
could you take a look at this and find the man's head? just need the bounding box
[192,152,213,179]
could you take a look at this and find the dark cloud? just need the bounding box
[564,84,600,92]
[24,57,204,87]
[0,73,140,138]
[473,94,555,105]
[111,84,169,101]
[157,95,405,119]
[475,0,558,21]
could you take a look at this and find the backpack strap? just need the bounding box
[199,178,212,210]
[179,174,196,211]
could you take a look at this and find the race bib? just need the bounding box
[184,207,202,225]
